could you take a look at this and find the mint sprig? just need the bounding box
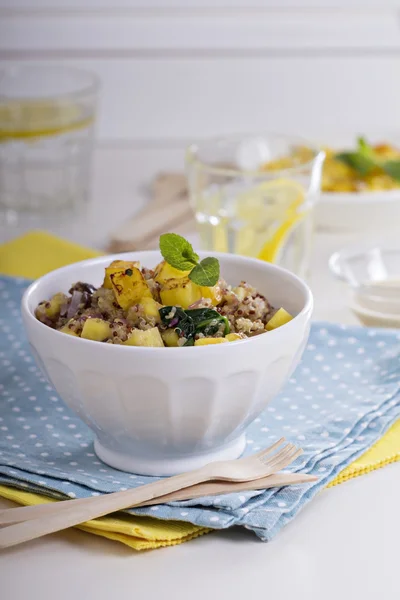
[159,233,199,271]
[381,160,400,181]
[188,257,220,287]
[335,152,375,177]
[159,233,220,287]
[335,136,400,182]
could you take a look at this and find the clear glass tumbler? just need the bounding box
[186,134,325,279]
[0,65,99,223]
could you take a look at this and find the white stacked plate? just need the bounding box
[330,244,400,327]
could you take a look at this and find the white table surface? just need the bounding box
[1,144,399,600]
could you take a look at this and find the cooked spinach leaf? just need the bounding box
[186,308,230,337]
[159,306,230,345]
[159,306,195,346]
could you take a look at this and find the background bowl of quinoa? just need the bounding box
[22,251,313,476]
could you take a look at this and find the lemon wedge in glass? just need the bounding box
[193,177,308,263]
[0,101,94,141]
[233,178,306,261]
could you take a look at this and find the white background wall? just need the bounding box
[1,1,400,143]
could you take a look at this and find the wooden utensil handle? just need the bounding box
[0,473,317,526]
[0,469,209,548]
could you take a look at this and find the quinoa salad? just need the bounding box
[35,239,293,347]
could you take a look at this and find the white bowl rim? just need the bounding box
[21,250,313,352]
[321,189,400,205]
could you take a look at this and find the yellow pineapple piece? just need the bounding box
[103,260,140,289]
[161,329,180,347]
[81,318,112,341]
[160,277,202,309]
[153,260,190,285]
[374,143,400,159]
[225,333,243,342]
[110,266,152,310]
[40,292,67,318]
[199,283,223,306]
[155,260,222,308]
[265,308,294,331]
[160,277,222,309]
[123,327,164,347]
[59,321,80,337]
[194,337,228,346]
[139,297,162,323]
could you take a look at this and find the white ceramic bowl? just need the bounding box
[316,189,400,232]
[21,251,313,476]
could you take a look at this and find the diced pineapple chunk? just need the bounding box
[161,329,180,347]
[124,327,164,347]
[81,318,112,341]
[194,337,228,346]
[155,260,222,308]
[153,260,190,285]
[160,277,202,309]
[139,297,162,323]
[265,308,294,331]
[225,333,243,342]
[160,276,223,309]
[59,321,80,337]
[103,260,140,289]
[110,266,152,310]
[199,284,223,306]
[41,293,67,318]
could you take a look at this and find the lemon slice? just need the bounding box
[0,101,94,140]
[235,178,304,220]
[233,178,306,261]
[257,208,303,263]
[194,178,307,259]
[252,179,306,263]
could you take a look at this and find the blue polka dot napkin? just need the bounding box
[1,275,400,542]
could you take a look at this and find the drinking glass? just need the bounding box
[186,134,324,278]
[0,65,99,224]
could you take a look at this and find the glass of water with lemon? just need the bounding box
[0,65,98,225]
[186,134,324,278]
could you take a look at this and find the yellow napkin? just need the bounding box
[0,230,102,279]
[0,486,210,550]
[0,230,399,550]
[328,419,400,487]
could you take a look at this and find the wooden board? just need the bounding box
[106,172,196,252]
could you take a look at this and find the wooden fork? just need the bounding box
[0,438,302,549]
[0,471,317,527]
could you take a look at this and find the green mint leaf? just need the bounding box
[357,136,370,153]
[189,257,220,287]
[335,152,376,177]
[382,160,400,182]
[357,136,381,165]
[159,233,199,271]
